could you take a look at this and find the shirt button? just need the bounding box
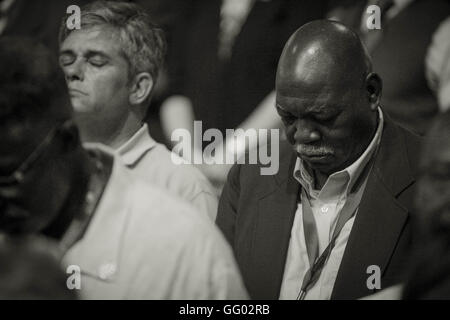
[321,206,329,214]
[98,263,116,280]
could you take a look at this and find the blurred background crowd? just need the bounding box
[2,0,449,142]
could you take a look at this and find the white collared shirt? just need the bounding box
[279,109,384,300]
[63,146,248,299]
[108,124,218,222]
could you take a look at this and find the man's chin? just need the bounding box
[70,98,94,114]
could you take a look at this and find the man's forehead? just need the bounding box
[276,89,345,113]
[61,26,121,54]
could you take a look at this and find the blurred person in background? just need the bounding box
[59,1,218,221]
[124,0,192,143]
[327,0,450,135]
[426,16,450,114]
[401,110,450,299]
[0,36,247,299]
[0,0,89,53]
[160,0,329,188]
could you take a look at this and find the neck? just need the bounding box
[313,170,329,190]
[302,161,329,190]
[108,112,143,149]
[77,112,142,149]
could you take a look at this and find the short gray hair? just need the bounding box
[59,1,166,81]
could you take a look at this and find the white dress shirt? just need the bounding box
[279,109,384,300]
[64,145,248,299]
[109,124,218,222]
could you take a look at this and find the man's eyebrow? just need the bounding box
[59,49,74,56]
[308,104,342,115]
[84,50,111,59]
[59,49,110,59]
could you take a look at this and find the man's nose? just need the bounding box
[64,59,85,82]
[293,119,321,144]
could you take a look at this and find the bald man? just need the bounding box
[217,20,422,300]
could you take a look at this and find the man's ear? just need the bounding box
[365,72,382,111]
[129,72,154,106]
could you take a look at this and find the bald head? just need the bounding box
[277,20,371,92]
[275,20,381,177]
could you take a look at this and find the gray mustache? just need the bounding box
[296,145,334,156]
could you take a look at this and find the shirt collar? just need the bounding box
[116,124,158,167]
[294,108,384,198]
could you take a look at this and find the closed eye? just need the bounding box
[59,54,75,66]
[276,105,297,125]
[88,57,107,67]
[315,115,337,123]
[282,115,296,126]
[314,110,341,124]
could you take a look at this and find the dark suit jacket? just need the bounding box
[217,117,422,299]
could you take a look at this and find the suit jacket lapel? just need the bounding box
[331,118,415,299]
[249,143,299,299]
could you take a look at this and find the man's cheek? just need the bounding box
[326,127,353,147]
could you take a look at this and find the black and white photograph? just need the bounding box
[0,0,449,311]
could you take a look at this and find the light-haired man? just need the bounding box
[59,1,218,221]
[0,36,247,299]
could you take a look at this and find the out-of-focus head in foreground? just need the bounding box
[0,36,82,235]
[0,235,76,300]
